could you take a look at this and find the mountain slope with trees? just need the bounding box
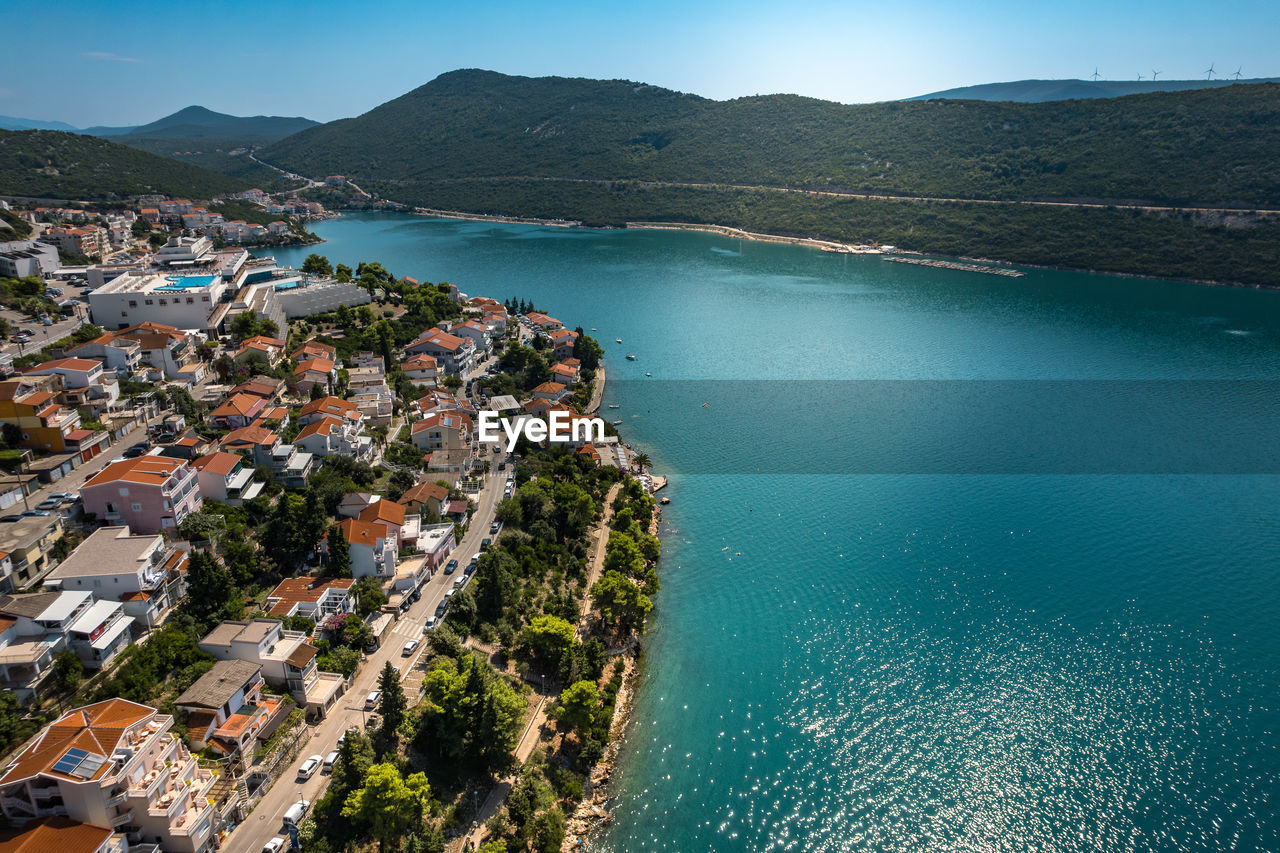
[0,129,249,200]
[263,69,1280,207]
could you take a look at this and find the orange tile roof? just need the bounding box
[300,396,357,419]
[339,518,384,547]
[0,817,113,853]
[266,576,355,616]
[29,358,102,372]
[0,699,154,785]
[221,425,277,449]
[411,329,465,351]
[210,393,262,418]
[359,499,406,527]
[192,451,242,476]
[295,415,343,441]
[295,357,335,376]
[401,481,448,505]
[84,456,187,488]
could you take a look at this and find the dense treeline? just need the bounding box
[263,70,1280,207]
[348,177,1280,287]
[0,129,248,200]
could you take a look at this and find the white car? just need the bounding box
[262,838,285,853]
[365,690,381,709]
[323,750,340,772]
[297,754,323,780]
[402,639,419,656]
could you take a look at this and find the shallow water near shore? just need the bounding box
[269,213,1280,850]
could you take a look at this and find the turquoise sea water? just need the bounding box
[269,215,1280,851]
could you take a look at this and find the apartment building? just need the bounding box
[175,660,288,759]
[0,699,223,852]
[80,457,203,534]
[44,527,189,630]
[197,620,343,720]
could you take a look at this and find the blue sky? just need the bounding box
[3,0,1276,126]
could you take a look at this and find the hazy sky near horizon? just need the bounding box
[3,0,1276,126]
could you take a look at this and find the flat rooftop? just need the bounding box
[94,271,222,295]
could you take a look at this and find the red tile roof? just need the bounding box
[0,699,154,785]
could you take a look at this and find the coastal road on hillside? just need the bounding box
[225,459,510,853]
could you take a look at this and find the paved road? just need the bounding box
[226,457,511,853]
[1,308,87,359]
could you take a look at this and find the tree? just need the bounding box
[387,470,415,501]
[183,551,237,631]
[376,662,407,740]
[332,729,376,797]
[353,576,387,617]
[590,570,652,632]
[302,253,334,276]
[603,531,646,578]
[516,615,577,671]
[51,649,84,693]
[335,264,353,283]
[632,453,651,470]
[325,523,351,577]
[341,762,434,853]
[556,680,601,737]
[332,613,372,649]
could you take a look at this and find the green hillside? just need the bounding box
[0,129,249,200]
[264,70,1280,207]
[86,105,319,139]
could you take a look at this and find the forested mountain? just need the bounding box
[908,77,1280,103]
[0,129,249,200]
[263,69,1280,208]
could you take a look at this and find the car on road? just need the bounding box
[50,492,77,504]
[0,516,22,523]
[323,750,340,772]
[444,588,457,601]
[297,754,323,780]
[443,559,458,575]
[489,521,500,534]
[453,574,467,589]
[262,838,286,853]
[365,690,381,709]
[282,799,310,827]
[36,498,62,511]
[497,461,506,470]
[20,510,50,518]
[435,601,448,617]
[480,538,492,550]
[17,329,34,337]
[402,639,419,656]
[423,616,437,632]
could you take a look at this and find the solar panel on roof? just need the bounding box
[52,748,88,775]
[72,753,105,779]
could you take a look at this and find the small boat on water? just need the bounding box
[626,354,636,360]
[660,497,670,505]
[611,419,623,425]
[591,328,597,331]
[645,372,651,376]
[616,338,623,343]
[608,404,620,409]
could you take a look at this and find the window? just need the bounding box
[131,504,141,512]
[144,299,153,305]
[186,298,194,304]
[128,300,137,307]
[159,299,167,305]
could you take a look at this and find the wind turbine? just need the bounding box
[1137,73,1145,81]
[1151,69,1161,80]
[1091,67,1101,81]
[1232,66,1243,80]
[1205,63,1216,80]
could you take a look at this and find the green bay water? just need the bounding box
[269,214,1280,850]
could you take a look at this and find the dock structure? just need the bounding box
[883,256,1025,277]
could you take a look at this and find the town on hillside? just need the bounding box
[0,240,660,853]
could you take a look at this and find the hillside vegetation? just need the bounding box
[907,77,1280,104]
[0,129,249,200]
[86,105,319,140]
[264,70,1280,208]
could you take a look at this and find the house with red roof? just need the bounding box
[410,411,472,454]
[294,415,373,460]
[401,353,440,386]
[337,518,396,579]
[265,576,354,620]
[191,451,266,505]
[80,456,203,534]
[404,328,475,375]
[208,392,266,429]
[293,356,336,395]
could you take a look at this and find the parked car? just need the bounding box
[444,588,457,601]
[497,461,506,471]
[122,446,148,459]
[489,521,500,534]
[435,601,448,617]
[282,799,310,827]
[365,690,381,709]
[480,538,492,550]
[50,492,77,504]
[36,499,61,511]
[423,616,437,632]
[297,754,322,780]
[443,559,458,575]
[402,639,419,656]
[453,574,467,589]
[0,516,22,523]
[20,510,50,518]
[263,838,286,853]
[323,750,340,772]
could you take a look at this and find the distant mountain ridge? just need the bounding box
[84,105,319,140]
[908,77,1280,103]
[0,114,80,132]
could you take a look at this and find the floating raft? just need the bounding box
[883,256,1024,277]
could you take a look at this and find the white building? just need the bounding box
[44,526,189,630]
[198,619,344,720]
[87,272,228,332]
